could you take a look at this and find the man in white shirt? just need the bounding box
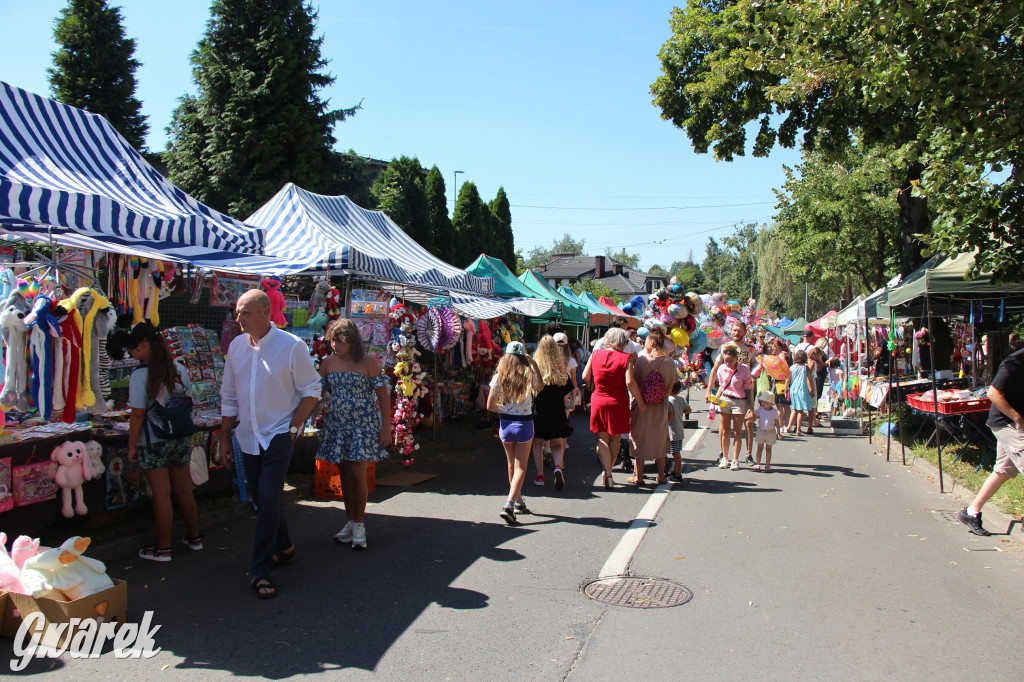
[220,290,322,600]
[594,316,640,355]
[794,329,816,354]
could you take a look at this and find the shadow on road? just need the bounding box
[96,506,532,677]
[680,478,782,495]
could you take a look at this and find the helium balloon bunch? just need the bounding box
[641,276,701,353]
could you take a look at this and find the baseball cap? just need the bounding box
[803,329,814,337]
[505,341,526,356]
[553,332,569,345]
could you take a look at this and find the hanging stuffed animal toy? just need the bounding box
[309,276,329,314]
[68,287,112,414]
[390,322,425,466]
[24,295,62,420]
[96,307,116,401]
[53,296,84,423]
[52,440,94,517]
[472,320,499,366]
[0,268,15,305]
[308,310,329,335]
[261,277,288,328]
[0,290,32,411]
[325,286,342,320]
[84,440,105,480]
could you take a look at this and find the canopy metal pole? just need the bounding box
[926,294,945,492]
[865,319,873,443]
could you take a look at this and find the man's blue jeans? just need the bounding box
[242,432,295,578]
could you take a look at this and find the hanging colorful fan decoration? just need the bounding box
[417,304,463,352]
[416,307,441,351]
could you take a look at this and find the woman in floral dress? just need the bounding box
[317,319,392,549]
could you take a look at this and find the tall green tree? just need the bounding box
[48,0,148,150]
[372,156,433,251]
[165,0,358,217]
[651,0,1024,280]
[521,233,587,271]
[452,182,487,267]
[425,166,456,262]
[604,248,641,269]
[756,226,841,319]
[774,141,901,293]
[571,278,616,300]
[488,187,515,272]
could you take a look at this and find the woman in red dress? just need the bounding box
[583,327,644,488]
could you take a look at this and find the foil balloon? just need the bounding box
[688,328,708,354]
[667,303,686,319]
[668,327,689,349]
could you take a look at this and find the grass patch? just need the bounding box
[882,410,1024,518]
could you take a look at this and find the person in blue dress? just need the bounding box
[785,349,816,436]
[317,319,392,549]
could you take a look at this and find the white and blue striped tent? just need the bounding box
[247,183,493,294]
[0,81,271,266]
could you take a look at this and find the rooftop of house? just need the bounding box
[537,254,665,288]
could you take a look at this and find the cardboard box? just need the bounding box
[3,580,127,649]
[314,459,375,501]
[0,591,17,638]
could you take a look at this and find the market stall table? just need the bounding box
[905,393,996,472]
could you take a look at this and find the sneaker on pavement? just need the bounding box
[667,472,683,483]
[334,521,354,544]
[764,464,772,472]
[752,464,761,472]
[745,454,755,466]
[534,475,545,486]
[730,460,740,470]
[957,507,991,536]
[553,467,565,491]
[718,457,730,469]
[514,499,531,514]
[500,506,521,527]
[180,535,204,551]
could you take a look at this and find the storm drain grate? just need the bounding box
[582,577,693,609]
[930,509,961,523]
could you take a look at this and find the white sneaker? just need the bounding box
[351,522,367,550]
[334,521,353,544]
[718,457,730,469]
[730,460,740,470]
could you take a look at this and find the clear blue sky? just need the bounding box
[1,0,802,271]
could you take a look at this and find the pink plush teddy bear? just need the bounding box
[51,441,95,518]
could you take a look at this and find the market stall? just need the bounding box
[876,251,1024,490]
[516,269,588,327]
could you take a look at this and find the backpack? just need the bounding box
[142,366,196,443]
[641,357,668,404]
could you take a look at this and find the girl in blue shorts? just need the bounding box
[487,341,544,526]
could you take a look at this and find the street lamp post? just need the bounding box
[452,170,464,210]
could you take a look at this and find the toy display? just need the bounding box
[20,536,114,600]
[309,276,329,314]
[390,321,426,466]
[262,277,287,328]
[0,288,32,411]
[25,295,62,420]
[51,440,95,518]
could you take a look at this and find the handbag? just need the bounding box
[13,455,58,507]
[141,366,196,445]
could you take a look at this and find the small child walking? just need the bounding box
[753,390,783,472]
[666,382,690,483]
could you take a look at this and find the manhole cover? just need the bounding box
[582,577,693,609]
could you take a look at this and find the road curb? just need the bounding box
[872,444,1023,544]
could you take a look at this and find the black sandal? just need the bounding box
[251,576,277,599]
[272,547,296,567]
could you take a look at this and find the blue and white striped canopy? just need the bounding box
[246,183,493,293]
[0,81,265,263]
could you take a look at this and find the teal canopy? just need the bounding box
[517,270,588,325]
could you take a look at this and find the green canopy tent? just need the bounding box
[875,250,1024,493]
[780,317,808,335]
[517,269,588,326]
[558,286,611,326]
[464,254,559,319]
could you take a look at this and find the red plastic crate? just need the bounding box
[905,392,990,414]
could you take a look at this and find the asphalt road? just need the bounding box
[3,410,1022,680]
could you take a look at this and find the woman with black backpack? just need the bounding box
[114,322,202,563]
